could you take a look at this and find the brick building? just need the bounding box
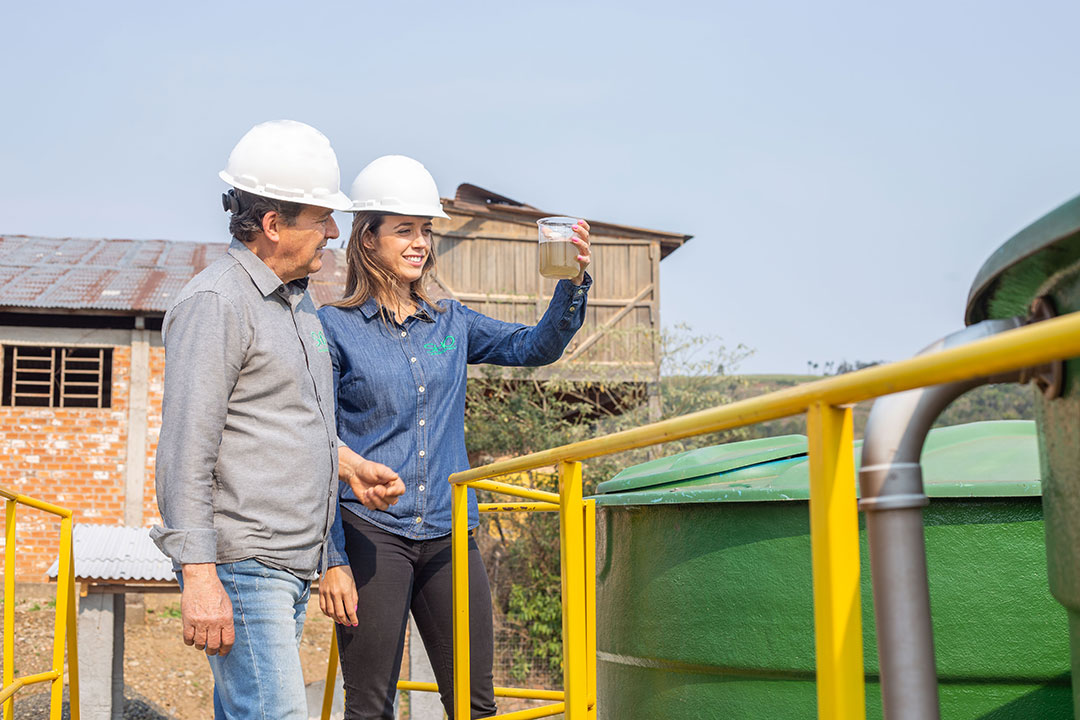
[0,235,350,581]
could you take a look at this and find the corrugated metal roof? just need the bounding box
[0,235,351,313]
[46,524,174,583]
[0,236,221,313]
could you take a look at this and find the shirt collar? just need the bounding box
[414,299,437,323]
[227,238,305,298]
[358,297,382,320]
[357,296,437,323]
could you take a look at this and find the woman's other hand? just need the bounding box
[570,219,591,285]
[338,445,406,511]
[320,564,359,626]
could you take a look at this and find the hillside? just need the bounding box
[733,374,1036,440]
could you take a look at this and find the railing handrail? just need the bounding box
[0,489,72,518]
[450,309,1080,483]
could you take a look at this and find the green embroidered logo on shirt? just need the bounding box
[424,335,457,356]
[311,330,329,353]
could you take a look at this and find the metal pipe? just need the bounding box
[859,317,1024,720]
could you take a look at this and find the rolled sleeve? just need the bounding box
[465,272,592,366]
[151,291,247,565]
[324,499,350,569]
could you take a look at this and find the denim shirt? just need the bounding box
[319,273,591,566]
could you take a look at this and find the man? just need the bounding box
[151,120,404,719]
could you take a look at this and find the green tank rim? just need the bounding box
[966,193,1080,324]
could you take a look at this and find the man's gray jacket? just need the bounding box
[151,239,339,580]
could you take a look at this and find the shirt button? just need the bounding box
[401,331,407,338]
[419,419,425,426]
[569,306,576,312]
[418,386,425,393]
[415,517,422,524]
[419,484,425,491]
[419,450,426,457]
[410,357,417,363]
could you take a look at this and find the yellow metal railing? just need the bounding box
[321,488,588,720]
[322,309,1080,720]
[1,488,80,720]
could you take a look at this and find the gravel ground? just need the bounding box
[9,686,174,719]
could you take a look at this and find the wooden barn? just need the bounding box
[430,184,692,383]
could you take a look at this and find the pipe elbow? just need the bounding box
[858,317,1024,511]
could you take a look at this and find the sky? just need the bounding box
[3,1,1080,374]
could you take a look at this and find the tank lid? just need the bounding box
[966,193,1080,324]
[595,435,807,495]
[593,421,1040,506]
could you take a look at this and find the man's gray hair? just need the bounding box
[228,190,305,243]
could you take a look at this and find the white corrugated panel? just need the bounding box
[46,524,174,582]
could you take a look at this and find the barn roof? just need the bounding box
[0,235,348,314]
[445,184,693,259]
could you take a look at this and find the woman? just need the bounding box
[318,154,592,719]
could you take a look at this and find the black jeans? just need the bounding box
[336,512,497,719]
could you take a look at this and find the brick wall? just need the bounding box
[144,346,164,526]
[0,343,165,581]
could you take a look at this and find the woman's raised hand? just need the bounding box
[571,219,591,285]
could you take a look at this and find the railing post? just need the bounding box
[321,628,339,720]
[584,499,597,719]
[51,515,73,719]
[451,481,471,720]
[65,544,79,720]
[806,403,865,720]
[3,499,15,720]
[559,461,588,720]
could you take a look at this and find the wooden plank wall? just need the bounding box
[430,213,659,382]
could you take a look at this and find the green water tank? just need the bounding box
[593,421,1069,719]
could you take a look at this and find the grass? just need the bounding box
[147,602,182,619]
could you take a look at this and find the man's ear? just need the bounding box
[262,211,281,242]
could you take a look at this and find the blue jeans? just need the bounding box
[179,559,311,720]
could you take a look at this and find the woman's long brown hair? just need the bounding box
[330,212,446,319]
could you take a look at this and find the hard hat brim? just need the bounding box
[347,201,451,220]
[220,171,354,212]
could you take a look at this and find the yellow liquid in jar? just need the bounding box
[539,241,579,279]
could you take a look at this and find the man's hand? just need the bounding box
[339,445,405,511]
[180,563,234,656]
[319,564,359,626]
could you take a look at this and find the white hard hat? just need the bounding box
[348,155,451,219]
[219,120,352,212]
